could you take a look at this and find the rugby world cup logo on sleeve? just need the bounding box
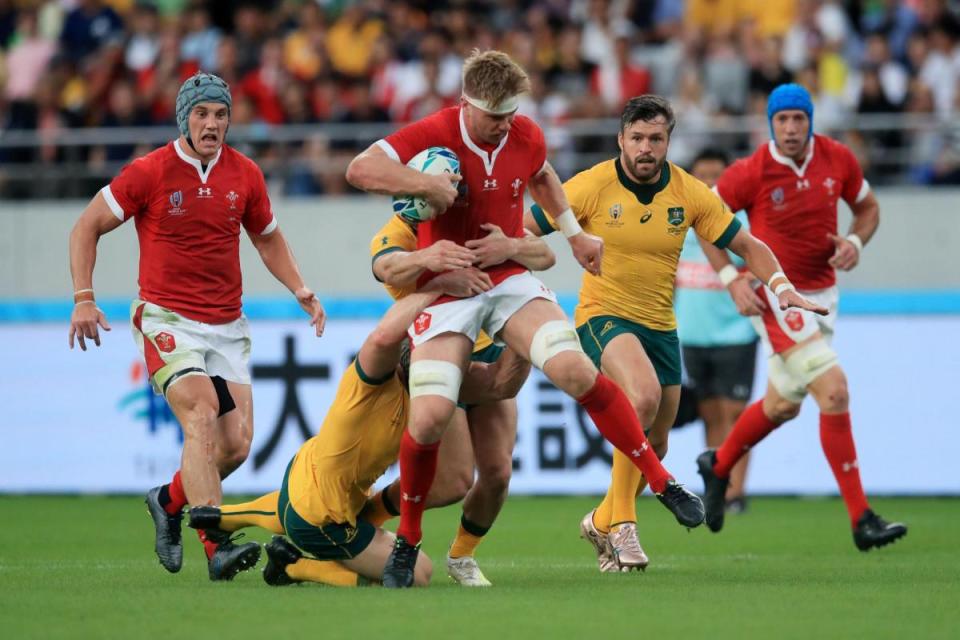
[414,312,432,336]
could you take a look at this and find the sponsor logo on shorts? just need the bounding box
[600,320,615,336]
[414,312,432,335]
[155,332,177,353]
[784,310,805,332]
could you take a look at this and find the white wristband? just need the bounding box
[767,271,787,288]
[718,265,739,287]
[554,208,582,239]
[773,281,795,296]
[846,233,863,253]
[74,288,94,295]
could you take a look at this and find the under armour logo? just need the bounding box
[483,178,498,190]
[796,179,810,191]
[197,187,212,197]
[402,492,422,503]
[631,443,649,457]
[841,460,859,473]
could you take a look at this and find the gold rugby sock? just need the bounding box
[285,557,359,587]
[220,491,284,534]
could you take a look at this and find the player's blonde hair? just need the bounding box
[461,49,530,110]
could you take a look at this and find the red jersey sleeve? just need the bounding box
[102,155,155,221]
[242,160,276,234]
[835,141,868,205]
[528,120,548,177]
[715,156,756,213]
[378,109,455,164]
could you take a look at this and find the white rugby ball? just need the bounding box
[392,147,461,223]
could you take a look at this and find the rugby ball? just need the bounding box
[392,147,461,223]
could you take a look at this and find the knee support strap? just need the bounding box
[529,320,583,370]
[408,359,463,403]
[782,338,839,389]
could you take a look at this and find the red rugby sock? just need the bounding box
[577,374,671,493]
[159,470,187,515]
[715,400,778,478]
[395,430,440,545]
[820,412,870,526]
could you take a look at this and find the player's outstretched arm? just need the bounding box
[526,162,603,275]
[247,227,326,336]
[829,191,879,271]
[68,192,123,351]
[346,144,460,214]
[374,240,474,288]
[464,223,556,271]
[699,235,765,316]
[726,228,829,316]
[357,290,442,380]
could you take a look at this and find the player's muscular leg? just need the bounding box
[165,376,222,506]
[806,366,850,415]
[344,529,433,586]
[215,381,253,478]
[409,333,473,444]
[647,385,680,460]
[500,298,597,397]
[762,382,802,424]
[462,398,518,528]
[599,336,661,448]
[386,408,475,509]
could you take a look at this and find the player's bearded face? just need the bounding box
[772,110,810,160]
[618,119,670,183]
[466,104,516,145]
[188,102,229,158]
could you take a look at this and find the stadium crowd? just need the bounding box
[1,0,960,197]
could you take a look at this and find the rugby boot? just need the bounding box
[382,535,419,588]
[607,522,649,572]
[656,479,705,528]
[263,536,302,586]
[144,486,183,573]
[853,510,907,551]
[205,529,262,581]
[187,505,222,530]
[697,449,730,532]
[578,510,618,573]
[446,554,492,587]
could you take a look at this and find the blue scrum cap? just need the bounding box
[175,72,232,139]
[767,83,813,139]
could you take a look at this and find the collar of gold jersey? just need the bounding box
[615,157,671,205]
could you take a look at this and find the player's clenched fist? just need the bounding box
[69,302,111,351]
[422,173,461,216]
[569,232,604,276]
[827,233,860,271]
[420,240,474,272]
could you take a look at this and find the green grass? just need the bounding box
[0,496,957,639]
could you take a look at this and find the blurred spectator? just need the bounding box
[748,37,792,97]
[590,27,651,114]
[907,26,955,118]
[98,78,152,162]
[124,3,161,73]
[283,2,328,82]
[326,4,384,79]
[859,0,918,61]
[0,0,16,49]
[180,3,221,72]
[240,38,288,125]
[4,11,55,104]
[233,2,267,77]
[59,0,124,63]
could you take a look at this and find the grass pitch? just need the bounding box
[0,495,956,639]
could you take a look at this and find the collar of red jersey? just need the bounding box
[768,136,815,177]
[174,138,223,185]
[458,108,510,175]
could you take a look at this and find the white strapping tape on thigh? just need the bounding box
[408,359,463,403]
[782,338,839,389]
[529,320,583,370]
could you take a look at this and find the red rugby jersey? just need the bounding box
[101,140,276,323]
[377,106,548,286]
[716,135,869,290]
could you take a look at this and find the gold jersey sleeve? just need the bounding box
[286,359,409,527]
[533,160,739,331]
[370,216,418,301]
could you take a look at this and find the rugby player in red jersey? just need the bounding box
[696,83,907,551]
[348,50,708,588]
[68,72,326,579]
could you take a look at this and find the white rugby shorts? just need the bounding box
[409,271,557,347]
[130,299,252,395]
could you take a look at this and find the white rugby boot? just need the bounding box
[447,554,493,587]
[579,509,618,573]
